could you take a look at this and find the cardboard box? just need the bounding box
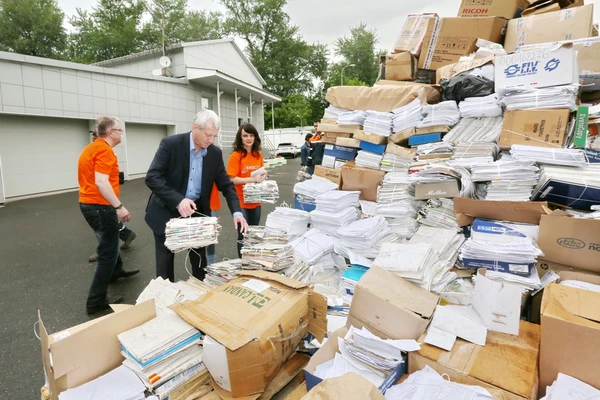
[499,109,571,149]
[325,85,441,113]
[314,165,342,186]
[408,132,443,146]
[323,131,352,145]
[522,0,583,17]
[393,13,440,57]
[359,141,386,155]
[171,271,327,398]
[457,0,530,18]
[322,154,349,169]
[317,124,362,135]
[453,197,549,227]
[410,321,540,400]
[539,283,600,396]
[353,130,388,145]
[385,142,416,158]
[419,17,507,70]
[323,144,358,161]
[436,56,494,83]
[415,180,460,200]
[303,372,385,400]
[39,301,156,400]
[390,125,451,145]
[504,4,594,52]
[348,266,439,341]
[537,211,600,273]
[385,52,417,81]
[495,44,578,95]
[336,137,361,148]
[341,161,386,202]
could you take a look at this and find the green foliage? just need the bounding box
[334,23,380,86]
[0,0,67,58]
[264,93,313,129]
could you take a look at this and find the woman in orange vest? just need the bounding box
[227,123,267,257]
[207,184,220,265]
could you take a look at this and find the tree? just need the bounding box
[139,0,224,51]
[334,23,380,86]
[220,0,328,98]
[0,0,67,58]
[67,0,145,64]
[264,93,312,129]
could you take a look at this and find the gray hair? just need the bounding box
[95,116,120,137]
[193,110,221,130]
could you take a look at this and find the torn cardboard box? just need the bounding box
[453,197,549,227]
[457,0,529,18]
[385,52,417,81]
[539,283,600,396]
[504,4,594,52]
[393,13,440,57]
[171,271,327,398]
[537,211,600,273]
[499,109,571,149]
[410,321,540,400]
[325,85,440,113]
[522,0,583,17]
[341,161,386,202]
[39,301,156,400]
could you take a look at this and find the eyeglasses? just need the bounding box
[111,128,123,133]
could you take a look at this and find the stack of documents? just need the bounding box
[294,176,338,202]
[241,243,295,272]
[118,314,203,393]
[451,142,499,164]
[204,259,241,287]
[243,180,279,204]
[336,216,391,253]
[486,267,542,294]
[338,110,367,126]
[410,226,464,266]
[443,116,503,144]
[339,265,369,303]
[532,164,600,210]
[310,207,358,235]
[364,110,393,136]
[385,365,495,400]
[392,99,423,133]
[359,200,378,217]
[416,142,453,160]
[323,104,347,120]
[355,150,383,169]
[541,373,600,400]
[164,217,220,252]
[243,225,288,246]
[417,198,460,230]
[471,161,539,182]
[58,365,147,400]
[316,190,360,212]
[483,180,539,201]
[510,145,588,167]
[459,94,503,117]
[412,164,475,198]
[266,207,310,239]
[136,278,189,316]
[459,239,543,276]
[380,152,414,173]
[289,228,336,264]
[377,173,415,203]
[376,200,421,219]
[386,217,419,241]
[374,242,439,285]
[418,101,460,128]
[500,86,578,111]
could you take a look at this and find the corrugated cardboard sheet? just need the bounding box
[453,198,549,227]
[325,85,440,113]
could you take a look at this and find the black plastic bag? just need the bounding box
[440,74,494,102]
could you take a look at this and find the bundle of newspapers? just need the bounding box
[243,179,279,204]
[242,225,289,246]
[164,216,221,252]
[204,259,242,287]
[240,227,295,272]
[472,161,540,201]
[392,98,423,133]
[443,116,503,144]
[377,172,415,203]
[458,93,503,118]
[418,101,460,128]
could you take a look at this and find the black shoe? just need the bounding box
[120,232,137,249]
[110,269,140,282]
[86,295,124,314]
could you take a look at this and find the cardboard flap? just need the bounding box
[543,283,600,324]
[325,85,440,112]
[454,197,550,227]
[436,56,495,83]
[211,376,261,400]
[38,310,56,396]
[302,372,386,400]
[307,290,328,342]
[237,270,307,290]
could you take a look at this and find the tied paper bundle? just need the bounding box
[204,259,244,288]
[240,243,295,272]
[458,94,503,118]
[364,110,393,137]
[443,117,503,144]
[417,198,459,230]
[243,180,279,204]
[392,98,423,133]
[356,150,384,170]
[164,216,221,252]
[418,101,460,128]
[500,86,578,111]
[338,110,368,126]
[449,142,499,168]
[243,225,289,246]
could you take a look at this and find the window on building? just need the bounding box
[202,96,214,110]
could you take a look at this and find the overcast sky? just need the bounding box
[56,0,600,55]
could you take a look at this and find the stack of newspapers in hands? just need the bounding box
[164,216,221,252]
[243,180,279,204]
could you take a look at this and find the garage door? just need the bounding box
[125,123,167,175]
[0,115,89,198]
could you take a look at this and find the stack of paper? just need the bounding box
[451,142,499,164]
[241,243,295,272]
[386,216,419,241]
[410,226,464,266]
[204,259,241,287]
[510,144,588,167]
[471,161,539,183]
[323,105,348,120]
[243,225,289,246]
[243,180,279,204]
[385,365,495,399]
[164,217,221,252]
[136,277,188,316]
[374,242,439,283]
[542,373,600,400]
[411,164,475,198]
[266,207,310,239]
[364,110,393,137]
[58,365,147,400]
[310,207,358,235]
[376,200,421,219]
[377,173,415,203]
[417,198,460,230]
[289,228,336,264]
[380,152,414,173]
[338,110,368,126]
[443,117,503,144]
[294,176,338,202]
[355,150,383,170]
[484,180,539,201]
[416,142,453,160]
[418,101,460,128]
[336,216,391,254]
[459,239,543,275]
[532,164,600,210]
[500,86,578,111]
[392,99,423,133]
[459,93,503,117]
[339,265,369,303]
[486,267,542,294]
[118,314,203,392]
[316,190,360,212]
[359,200,378,218]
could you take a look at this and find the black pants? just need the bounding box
[120,224,134,241]
[80,203,124,307]
[237,206,262,258]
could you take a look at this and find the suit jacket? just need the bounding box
[144,132,241,235]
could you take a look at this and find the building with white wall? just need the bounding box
[0,39,280,203]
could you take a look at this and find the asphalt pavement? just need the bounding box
[0,156,301,398]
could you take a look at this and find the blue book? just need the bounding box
[408,132,443,146]
[359,141,387,155]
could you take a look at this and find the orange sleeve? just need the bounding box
[209,183,221,211]
[94,146,114,175]
[260,153,264,168]
[227,151,241,177]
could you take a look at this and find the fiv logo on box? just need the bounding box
[504,58,561,78]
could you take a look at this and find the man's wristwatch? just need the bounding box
[114,204,123,210]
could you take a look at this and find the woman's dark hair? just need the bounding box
[233,123,262,157]
[304,133,313,142]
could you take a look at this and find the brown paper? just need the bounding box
[341,161,386,202]
[325,85,440,112]
[453,197,550,227]
[301,373,385,400]
[500,109,570,149]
